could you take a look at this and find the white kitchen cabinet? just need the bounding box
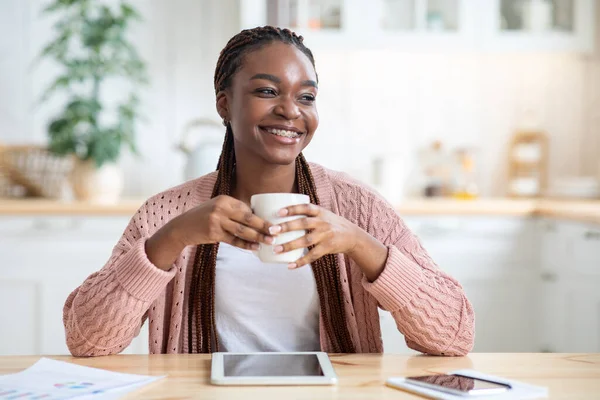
[0,216,148,356]
[538,219,600,353]
[390,215,598,354]
[239,0,476,50]
[239,0,595,52]
[480,0,595,53]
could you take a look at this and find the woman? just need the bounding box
[63,26,474,357]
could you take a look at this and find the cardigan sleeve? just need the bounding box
[63,211,176,357]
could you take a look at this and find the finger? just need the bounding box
[273,229,324,254]
[270,217,320,235]
[229,202,273,235]
[222,219,274,245]
[278,203,320,218]
[288,245,327,269]
[221,232,260,251]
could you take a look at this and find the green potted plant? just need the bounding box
[39,0,148,203]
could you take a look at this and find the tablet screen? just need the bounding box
[223,354,324,377]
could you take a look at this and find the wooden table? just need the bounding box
[1,353,599,399]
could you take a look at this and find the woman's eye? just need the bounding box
[256,88,277,96]
[300,94,316,102]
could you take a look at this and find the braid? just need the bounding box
[188,126,234,353]
[295,154,355,352]
[188,26,354,354]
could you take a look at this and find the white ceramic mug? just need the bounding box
[250,193,310,263]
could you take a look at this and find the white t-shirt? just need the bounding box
[215,242,320,352]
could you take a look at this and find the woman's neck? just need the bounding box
[231,156,298,206]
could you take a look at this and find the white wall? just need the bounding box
[0,0,599,198]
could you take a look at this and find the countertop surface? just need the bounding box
[1,197,599,224]
[1,353,598,399]
[399,198,600,224]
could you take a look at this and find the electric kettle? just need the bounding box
[176,118,224,181]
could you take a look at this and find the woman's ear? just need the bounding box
[216,91,229,121]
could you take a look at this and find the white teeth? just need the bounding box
[266,128,300,138]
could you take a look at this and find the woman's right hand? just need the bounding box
[146,195,274,270]
[173,195,274,250]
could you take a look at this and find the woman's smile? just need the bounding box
[259,124,305,145]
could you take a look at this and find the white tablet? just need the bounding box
[210,351,338,386]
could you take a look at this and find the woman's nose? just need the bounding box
[274,97,301,120]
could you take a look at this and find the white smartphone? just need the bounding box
[404,373,511,396]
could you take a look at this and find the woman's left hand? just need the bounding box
[269,203,361,269]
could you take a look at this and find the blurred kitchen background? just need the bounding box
[0,0,599,356]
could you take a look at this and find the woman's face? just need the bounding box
[218,41,319,166]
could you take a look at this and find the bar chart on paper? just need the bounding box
[0,358,163,399]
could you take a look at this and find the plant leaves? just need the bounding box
[87,128,122,167]
[120,3,141,21]
[39,75,72,103]
[48,117,78,156]
[39,0,147,165]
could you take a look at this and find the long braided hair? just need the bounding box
[187,26,355,354]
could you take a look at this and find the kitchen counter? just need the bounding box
[398,198,600,224]
[1,353,598,399]
[0,197,599,224]
[0,198,146,216]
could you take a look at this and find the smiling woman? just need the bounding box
[62,26,475,358]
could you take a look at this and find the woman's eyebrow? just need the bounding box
[250,73,318,89]
[250,73,280,83]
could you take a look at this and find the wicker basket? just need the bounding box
[0,145,74,199]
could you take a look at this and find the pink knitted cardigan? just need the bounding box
[63,163,474,357]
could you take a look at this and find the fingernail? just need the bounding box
[251,243,260,250]
[264,236,274,244]
[269,225,281,235]
[278,209,289,216]
[273,245,283,254]
[287,263,297,269]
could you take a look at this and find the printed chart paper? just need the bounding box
[0,358,164,399]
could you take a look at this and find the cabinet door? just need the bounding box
[463,280,538,352]
[538,279,565,352]
[538,219,600,353]
[539,279,598,354]
[482,0,595,52]
[571,223,600,277]
[358,0,476,50]
[239,0,346,49]
[538,219,568,274]
[0,280,39,355]
[559,281,600,352]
